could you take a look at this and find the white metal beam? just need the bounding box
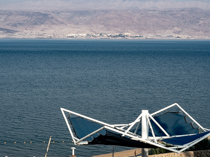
[60,108,77,144]
[122,113,142,136]
[151,103,177,116]
[76,127,105,144]
[147,115,157,143]
[142,110,149,157]
[178,132,210,153]
[104,126,180,153]
[61,105,209,154]
[148,114,170,137]
[61,108,112,127]
[175,104,205,132]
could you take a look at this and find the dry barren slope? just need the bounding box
[0,8,210,39]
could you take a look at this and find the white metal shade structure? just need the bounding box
[61,103,210,154]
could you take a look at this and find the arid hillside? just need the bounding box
[0,8,210,39]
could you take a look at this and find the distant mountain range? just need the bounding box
[0,0,210,39]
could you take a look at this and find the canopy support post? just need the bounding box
[142,110,149,157]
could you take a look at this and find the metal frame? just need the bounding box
[61,103,210,154]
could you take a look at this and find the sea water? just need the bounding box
[0,39,210,157]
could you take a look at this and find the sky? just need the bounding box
[0,0,210,11]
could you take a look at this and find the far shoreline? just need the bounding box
[0,38,210,41]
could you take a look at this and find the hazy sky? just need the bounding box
[0,0,210,11]
[1,0,210,2]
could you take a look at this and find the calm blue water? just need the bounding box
[0,39,210,157]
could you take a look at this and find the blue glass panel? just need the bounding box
[162,131,210,145]
[133,112,198,136]
[69,116,106,141]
